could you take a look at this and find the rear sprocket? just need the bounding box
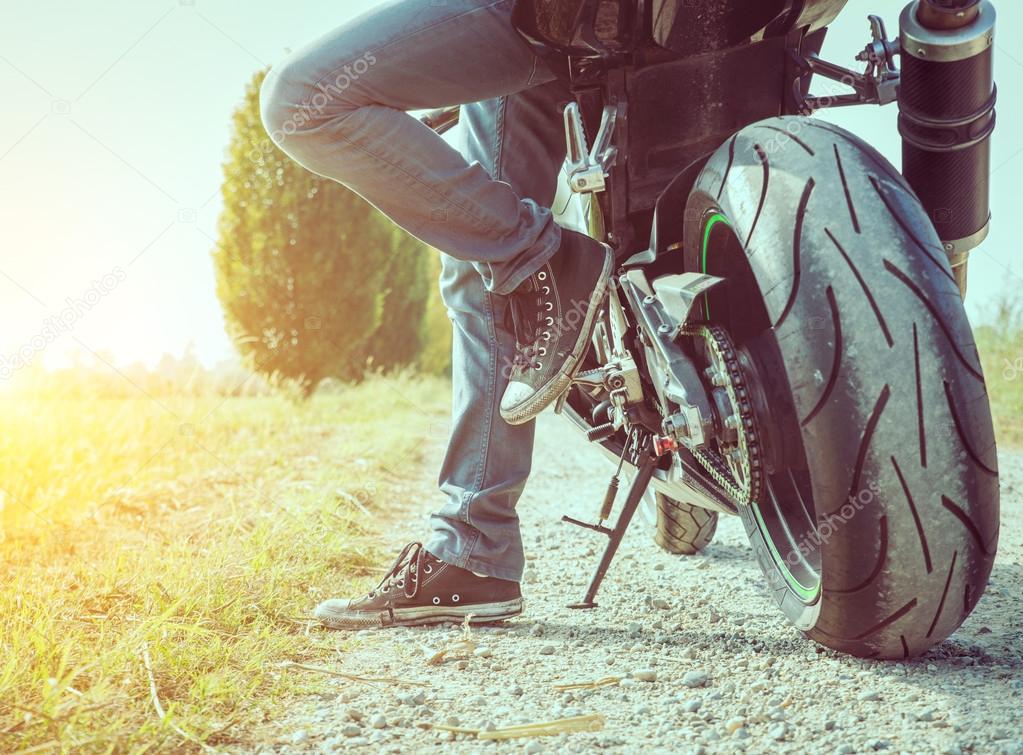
[682,323,765,507]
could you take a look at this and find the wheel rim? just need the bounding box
[752,470,822,602]
[700,210,822,604]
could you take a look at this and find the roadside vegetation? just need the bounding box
[0,375,448,752]
[975,300,1023,447]
[2,296,1018,753]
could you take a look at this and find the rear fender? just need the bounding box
[623,154,710,267]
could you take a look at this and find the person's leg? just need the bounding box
[263,0,614,432]
[311,82,578,629]
[259,0,559,295]
[426,81,572,583]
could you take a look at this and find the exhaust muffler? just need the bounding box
[899,0,996,296]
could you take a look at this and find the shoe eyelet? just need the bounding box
[545,316,554,326]
[542,286,550,295]
[533,363,542,371]
[432,596,441,605]
[424,564,433,574]
[542,331,551,341]
[538,271,547,281]
[452,594,460,603]
[545,302,554,312]
[539,347,547,356]
[396,580,405,589]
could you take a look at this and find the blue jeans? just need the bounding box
[261,0,572,581]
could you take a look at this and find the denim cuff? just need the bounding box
[488,219,561,296]
[426,533,523,582]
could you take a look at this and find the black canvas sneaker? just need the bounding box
[313,542,523,630]
[500,229,614,425]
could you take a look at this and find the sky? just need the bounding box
[1,0,1021,371]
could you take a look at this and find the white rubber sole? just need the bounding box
[317,597,524,630]
[392,598,524,626]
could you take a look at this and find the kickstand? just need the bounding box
[566,450,659,609]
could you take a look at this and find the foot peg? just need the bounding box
[587,422,616,442]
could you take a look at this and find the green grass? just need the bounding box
[1,312,1018,753]
[976,318,1023,448]
[0,375,449,752]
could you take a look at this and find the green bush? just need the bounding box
[213,70,442,393]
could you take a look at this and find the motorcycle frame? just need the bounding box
[420,2,908,512]
[544,25,838,513]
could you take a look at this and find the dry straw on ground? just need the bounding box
[430,714,606,740]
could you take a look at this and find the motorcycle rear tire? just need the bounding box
[683,116,999,658]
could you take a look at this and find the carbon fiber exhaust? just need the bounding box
[899,0,996,296]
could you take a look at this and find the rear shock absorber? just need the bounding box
[898,0,996,297]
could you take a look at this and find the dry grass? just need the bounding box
[0,374,449,752]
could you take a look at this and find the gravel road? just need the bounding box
[268,412,1022,754]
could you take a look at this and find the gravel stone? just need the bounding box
[682,670,710,688]
[268,414,1023,755]
[725,717,745,734]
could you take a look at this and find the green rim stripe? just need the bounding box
[700,211,820,603]
[700,213,730,319]
[700,212,731,275]
[752,501,820,601]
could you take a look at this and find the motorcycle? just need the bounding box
[422,0,999,659]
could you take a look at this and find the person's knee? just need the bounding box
[260,59,314,159]
[260,53,361,168]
